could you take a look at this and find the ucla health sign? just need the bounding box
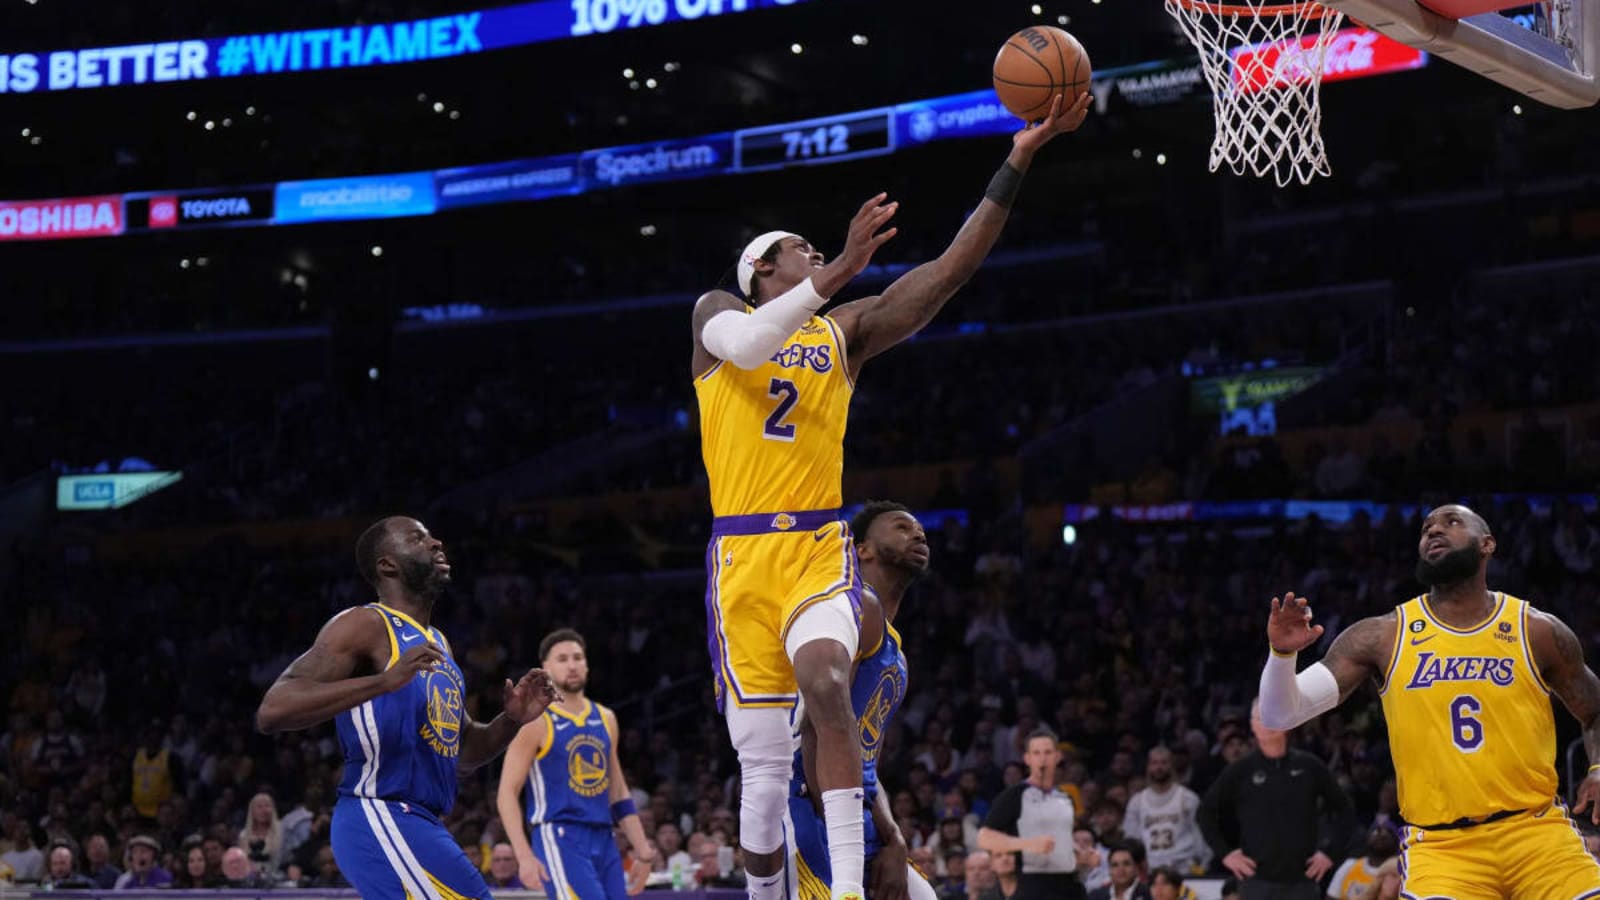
[0,0,808,94]
[57,471,183,511]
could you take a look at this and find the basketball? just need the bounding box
[993,26,1092,121]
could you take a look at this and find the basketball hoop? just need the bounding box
[1166,0,1346,186]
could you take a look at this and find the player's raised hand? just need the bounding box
[503,668,560,724]
[1013,92,1092,155]
[1268,592,1325,654]
[836,192,898,274]
[382,644,447,690]
[1575,769,1600,824]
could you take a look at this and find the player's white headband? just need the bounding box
[736,230,798,298]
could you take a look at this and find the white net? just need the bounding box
[1164,0,1346,186]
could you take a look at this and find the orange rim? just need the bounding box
[1169,0,1332,16]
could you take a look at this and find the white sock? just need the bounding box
[747,869,784,900]
[822,788,865,899]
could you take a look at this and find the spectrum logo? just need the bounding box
[149,196,179,228]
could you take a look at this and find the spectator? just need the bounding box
[1326,826,1398,900]
[1370,857,1400,900]
[83,834,121,888]
[220,846,275,889]
[980,728,1096,900]
[486,842,523,889]
[1088,843,1152,900]
[657,821,693,880]
[279,781,323,861]
[1149,866,1187,900]
[937,848,968,900]
[113,835,173,889]
[130,727,180,820]
[1200,701,1356,900]
[965,849,996,899]
[31,710,86,786]
[0,820,42,883]
[1075,824,1111,892]
[1122,747,1209,875]
[237,790,285,877]
[980,842,1022,900]
[304,844,348,889]
[39,843,95,890]
[173,843,220,889]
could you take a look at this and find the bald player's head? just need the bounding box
[1416,504,1496,588]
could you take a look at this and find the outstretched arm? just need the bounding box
[256,608,423,733]
[1258,592,1394,730]
[1531,610,1600,822]
[829,93,1091,377]
[459,668,559,771]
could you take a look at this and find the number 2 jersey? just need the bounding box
[1379,592,1557,826]
[695,312,853,518]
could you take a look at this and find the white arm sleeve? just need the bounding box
[700,277,827,369]
[1258,653,1340,730]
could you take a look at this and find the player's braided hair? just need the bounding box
[850,500,911,546]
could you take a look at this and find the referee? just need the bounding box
[979,727,1096,900]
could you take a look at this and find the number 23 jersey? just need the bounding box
[695,312,853,517]
[1379,592,1557,826]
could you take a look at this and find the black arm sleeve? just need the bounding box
[984,784,1024,836]
[1313,757,1358,858]
[1198,761,1239,863]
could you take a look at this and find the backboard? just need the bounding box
[1315,0,1599,106]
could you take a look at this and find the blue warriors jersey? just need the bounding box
[525,698,615,827]
[792,586,910,804]
[336,604,466,816]
[854,602,908,804]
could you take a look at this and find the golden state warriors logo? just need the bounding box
[859,668,906,763]
[772,513,797,531]
[418,668,463,758]
[565,734,609,798]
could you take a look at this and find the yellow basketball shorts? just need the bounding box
[1400,800,1600,900]
[703,509,863,712]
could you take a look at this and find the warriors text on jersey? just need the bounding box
[1379,592,1555,826]
[695,313,853,518]
[335,604,466,815]
[523,698,616,828]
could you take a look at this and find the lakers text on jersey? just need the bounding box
[1381,593,1600,900]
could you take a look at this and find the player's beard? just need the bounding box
[398,555,448,597]
[561,674,587,695]
[889,544,931,580]
[1415,541,1481,587]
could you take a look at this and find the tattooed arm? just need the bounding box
[1259,590,1396,730]
[1530,609,1600,822]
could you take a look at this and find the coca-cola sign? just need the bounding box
[1231,27,1428,93]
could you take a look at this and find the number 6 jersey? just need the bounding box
[1378,592,1557,826]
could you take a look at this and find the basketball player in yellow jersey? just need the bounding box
[692,93,1091,900]
[1258,503,1600,900]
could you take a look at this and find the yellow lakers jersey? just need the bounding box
[695,312,853,517]
[1379,593,1556,826]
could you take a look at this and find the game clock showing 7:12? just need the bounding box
[735,110,894,170]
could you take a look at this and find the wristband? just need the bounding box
[1270,645,1297,658]
[984,162,1025,208]
[611,799,638,824]
[1588,764,1600,773]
